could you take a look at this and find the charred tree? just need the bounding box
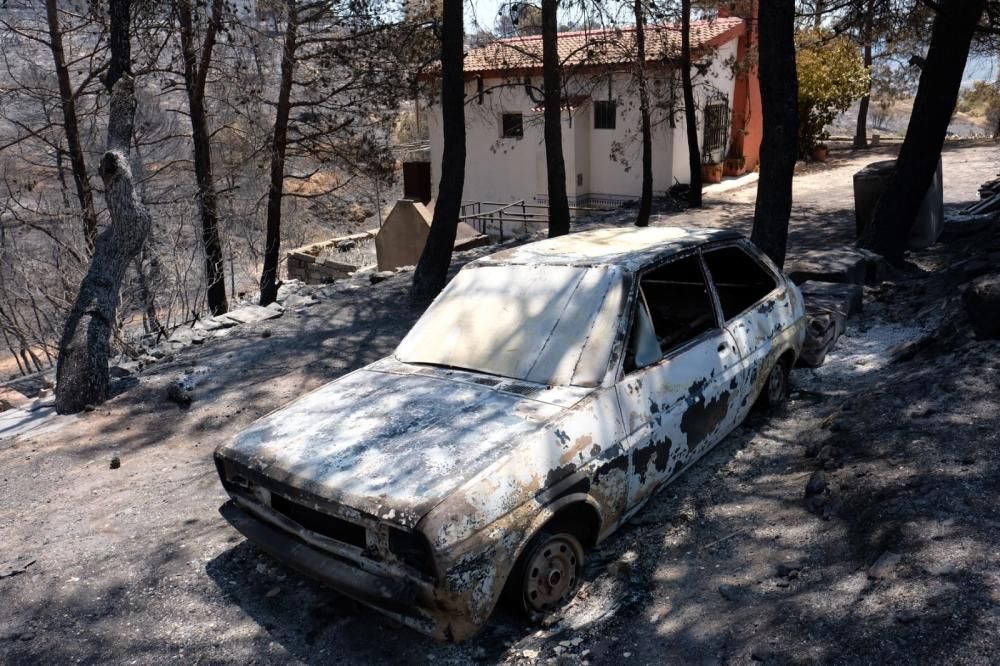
[859,0,986,264]
[44,0,99,255]
[410,0,465,303]
[854,3,874,149]
[681,0,702,208]
[542,0,571,237]
[634,0,653,227]
[259,0,298,306]
[55,0,152,414]
[177,0,229,315]
[750,0,798,268]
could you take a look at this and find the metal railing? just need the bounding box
[459,200,613,241]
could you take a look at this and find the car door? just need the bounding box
[701,243,784,419]
[613,251,743,514]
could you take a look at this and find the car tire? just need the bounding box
[513,530,585,621]
[760,356,790,408]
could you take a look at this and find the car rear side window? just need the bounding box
[702,246,778,320]
[625,255,717,371]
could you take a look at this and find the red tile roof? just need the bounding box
[464,17,745,75]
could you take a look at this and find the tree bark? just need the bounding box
[681,0,702,208]
[259,0,298,306]
[854,4,873,149]
[750,0,798,268]
[55,0,152,414]
[542,0,571,237]
[45,0,99,255]
[859,0,986,264]
[410,0,465,303]
[634,0,653,227]
[177,0,229,315]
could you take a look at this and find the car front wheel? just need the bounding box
[516,531,584,620]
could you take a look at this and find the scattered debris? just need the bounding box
[775,563,801,579]
[110,454,121,470]
[369,270,396,284]
[718,583,743,602]
[867,551,902,580]
[804,470,828,497]
[166,383,193,407]
[0,557,36,579]
[962,273,1000,339]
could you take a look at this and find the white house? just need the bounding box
[424,15,762,211]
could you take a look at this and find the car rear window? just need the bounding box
[395,264,626,387]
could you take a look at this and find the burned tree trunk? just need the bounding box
[259,0,298,306]
[542,0,571,237]
[634,0,653,227]
[854,4,873,149]
[55,0,151,415]
[177,0,229,315]
[45,0,99,255]
[750,0,798,268]
[411,0,465,303]
[681,0,702,208]
[859,0,986,264]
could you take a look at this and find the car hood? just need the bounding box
[217,359,591,528]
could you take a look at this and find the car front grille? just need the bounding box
[270,493,367,549]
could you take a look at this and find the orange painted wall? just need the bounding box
[720,1,762,172]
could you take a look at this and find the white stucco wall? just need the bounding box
[671,40,739,186]
[426,39,739,208]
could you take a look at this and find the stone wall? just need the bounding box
[286,230,378,284]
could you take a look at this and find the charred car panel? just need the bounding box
[214,227,806,641]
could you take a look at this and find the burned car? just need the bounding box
[214,226,806,640]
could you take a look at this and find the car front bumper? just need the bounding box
[219,499,466,640]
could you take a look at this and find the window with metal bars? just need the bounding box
[702,96,730,158]
[594,100,616,130]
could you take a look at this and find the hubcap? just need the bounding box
[768,364,786,403]
[524,535,583,614]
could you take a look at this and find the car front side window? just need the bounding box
[624,254,719,373]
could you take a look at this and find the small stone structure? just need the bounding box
[375,199,489,271]
[286,230,377,284]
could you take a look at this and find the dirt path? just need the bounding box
[1,142,999,665]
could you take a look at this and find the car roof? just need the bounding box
[470,226,743,270]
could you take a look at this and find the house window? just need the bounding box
[594,100,616,130]
[703,96,730,155]
[501,113,523,138]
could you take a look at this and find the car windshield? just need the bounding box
[395,263,627,387]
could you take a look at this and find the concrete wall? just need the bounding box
[426,39,740,207]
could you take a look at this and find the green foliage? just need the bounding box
[796,29,872,154]
[958,80,1000,130]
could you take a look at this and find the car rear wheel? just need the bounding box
[760,357,790,408]
[516,531,584,620]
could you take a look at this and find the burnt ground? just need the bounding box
[1,140,999,665]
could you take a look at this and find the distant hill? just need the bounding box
[829,97,993,140]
